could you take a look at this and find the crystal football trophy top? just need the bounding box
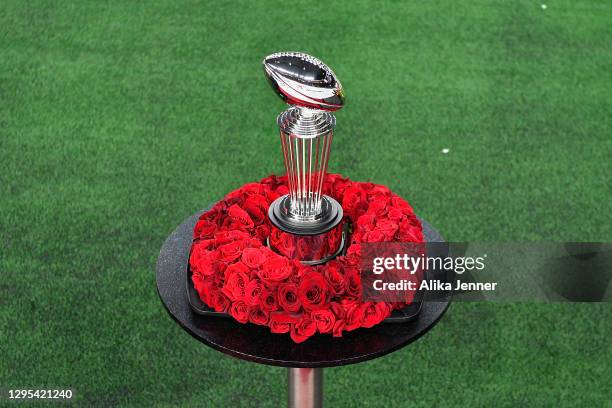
[263,52,346,264]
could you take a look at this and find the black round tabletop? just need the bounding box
[156,209,451,368]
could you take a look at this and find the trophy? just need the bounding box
[263,52,346,264]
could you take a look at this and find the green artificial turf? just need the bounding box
[1,0,611,406]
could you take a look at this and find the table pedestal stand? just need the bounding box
[156,210,450,408]
[288,368,323,408]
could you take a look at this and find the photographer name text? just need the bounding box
[372,279,498,291]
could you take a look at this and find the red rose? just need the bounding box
[342,186,365,215]
[265,189,280,202]
[258,256,293,284]
[370,185,391,198]
[324,261,344,296]
[216,262,227,277]
[298,272,329,311]
[353,201,369,220]
[265,182,289,202]
[398,217,423,242]
[218,240,246,262]
[332,319,345,337]
[275,185,289,196]
[360,182,375,191]
[260,290,278,312]
[290,317,317,343]
[400,207,418,218]
[350,229,364,244]
[189,244,217,276]
[241,247,266,269]
[200,203,224,224]
[246,237,264,248]
[226,204,255,230]
[269,312,300,334]
[388,208,404,222]
[210,290,230,313]
[330,302,346,320]
[193,219,217,239]
[229,300,249,323]
[323,174,352,197]
[255,224,270,241]
[196,238,216,250]
[240,182,265,196]
[360,302,389,328]
[356,214,376,232]
[367,199,388,217]
[192,274,214,303]
[244,280,264,306]
[331,175,351,197]
[214,230,251,246]
[343,268,361,299]
[248,306,269,326]
[344,301,364,331]
[247,267,260,281]
[311,309,336,333]
[222,268,249,301]
[391,196,412,210]
[223,261,249,281]
[324,173,342,187]
[278,283,301,312]
[260,174,282,188]
[294,263,311,280]
[377,220,399,241]
[225,188,243,202]
[363,230,386,243]
[243,194,269,224]
[405,214,421,228]
[345,245,361,266]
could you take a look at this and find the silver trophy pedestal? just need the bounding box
[268,194,345,265]
[268,194,343,236]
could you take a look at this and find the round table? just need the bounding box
[156,210,451,407]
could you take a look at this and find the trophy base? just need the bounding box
[268,195,343,236]
[268,195,345,264]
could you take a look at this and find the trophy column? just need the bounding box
[263,52,346,264]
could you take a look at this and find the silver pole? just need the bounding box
[288,368,323,408]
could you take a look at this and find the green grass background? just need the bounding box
[1,0,611,406]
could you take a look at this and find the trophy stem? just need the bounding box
[278,106,335,221]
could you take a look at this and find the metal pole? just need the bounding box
[288,367,323,408]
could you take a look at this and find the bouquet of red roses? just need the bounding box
[189,174,423,343]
